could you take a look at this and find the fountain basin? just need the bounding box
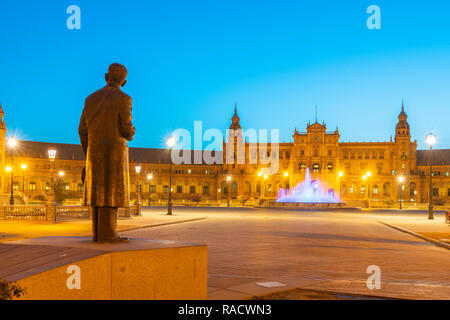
[270,201,346,210]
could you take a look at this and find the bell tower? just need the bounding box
[394,102,416,176]
[395,101,411,141]
[223,104,244,168]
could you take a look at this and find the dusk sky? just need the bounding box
[1,0,449,150]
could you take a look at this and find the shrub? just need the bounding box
[433,198,446,206]
[190,194,203,203]
[0,281,27,300]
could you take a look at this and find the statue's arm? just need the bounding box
[78,107,88,155]
[119,96,136,141]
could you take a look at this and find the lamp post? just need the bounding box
[227,175,231,207]
[147,173,153,206]
[398,175,405,210]
[6,166,12,205]
[257,171,263,198]
[48,149,57,221]
[167,137,176,215]
[362,171,372,206]
[426,133,437,220]
[21,164,27,192]
[7,137,17,205]
[135,165,141,204]
[21,164,27,204]
[338,171,344,201]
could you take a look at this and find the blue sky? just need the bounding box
[0,0,449,149]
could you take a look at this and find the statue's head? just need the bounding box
[105,63,127,87]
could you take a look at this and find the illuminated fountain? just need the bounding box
[273,168,344,209]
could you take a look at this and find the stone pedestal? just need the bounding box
[1,236,207,300]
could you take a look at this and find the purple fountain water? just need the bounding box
[276,168,340,203]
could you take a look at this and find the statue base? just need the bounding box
[1,236,207,300]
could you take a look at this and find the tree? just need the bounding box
[238,194,250,206]
[149,193,159,206]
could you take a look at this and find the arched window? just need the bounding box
[299,163,306,170]
[327,163,333,170]
[312,163,320,173]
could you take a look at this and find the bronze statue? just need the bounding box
[78,63,136,243]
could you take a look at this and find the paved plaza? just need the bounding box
[121,208,450,300]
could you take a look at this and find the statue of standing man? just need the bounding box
[78,63,136,243]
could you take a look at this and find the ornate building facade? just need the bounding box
[0,104,449,206]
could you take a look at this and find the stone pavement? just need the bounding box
[0,208,206,242]
[364,211,450,246]
[122,208,450,300]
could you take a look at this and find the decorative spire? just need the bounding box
[229,103,241,130]
[315,105,318,123]
[398,100,407,118]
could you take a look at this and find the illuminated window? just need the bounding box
[29,182,36,191]
[327,163,333,170]
[312,163,320,173]
[373,185,379,194]
[299,163,306,170]
[149,185,156,193]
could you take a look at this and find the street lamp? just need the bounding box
[21,164,27,192]
[426,133,437,219]
[338,171,344,201]
[147,173,153,206]
[48,149,57,221]
[7,137,17,205]
[227,175,232,207]
[167,136,176,215]
[135,165,142,211]
[398,175,405,210]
